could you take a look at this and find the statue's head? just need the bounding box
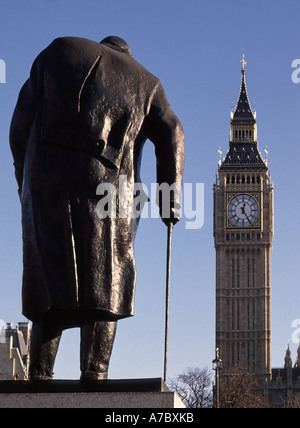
[100,36,132,57]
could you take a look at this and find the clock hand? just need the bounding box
[241,203,251,224]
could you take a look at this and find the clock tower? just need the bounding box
[213,56,273,381]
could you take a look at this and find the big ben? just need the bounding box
[213,56,274,380]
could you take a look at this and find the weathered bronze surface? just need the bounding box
[10,36,185,380]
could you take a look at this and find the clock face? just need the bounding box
[228,194,259,227]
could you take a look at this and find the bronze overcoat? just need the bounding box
[10,37,185,323]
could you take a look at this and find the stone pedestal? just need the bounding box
[0,378,186,408]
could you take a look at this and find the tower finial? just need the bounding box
[240,54,247,73]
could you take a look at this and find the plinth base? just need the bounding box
[0,378,186,408]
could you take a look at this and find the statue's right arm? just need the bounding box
[144,81,185,225]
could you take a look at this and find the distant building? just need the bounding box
[268,344,300,406]
[0,322,30,380]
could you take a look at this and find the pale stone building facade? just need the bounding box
[0,322,30,380]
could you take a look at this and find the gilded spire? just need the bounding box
[232,54,255,122]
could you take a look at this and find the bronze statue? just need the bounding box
[10,36,185,380]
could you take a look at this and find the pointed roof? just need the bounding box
[232,55,256,123]
[284,342,293,369]
[219,142,267,170]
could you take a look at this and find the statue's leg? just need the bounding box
[80,321,117,380]
[29,320,62,380]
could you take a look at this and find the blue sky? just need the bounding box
[0,0,300,380]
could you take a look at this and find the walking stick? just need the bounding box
[164,222,173,383]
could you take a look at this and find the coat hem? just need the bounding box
[23,307,134,327]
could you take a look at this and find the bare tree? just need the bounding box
[168,367,213,408]
[282,393,300,408]
[220,365,268,408]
